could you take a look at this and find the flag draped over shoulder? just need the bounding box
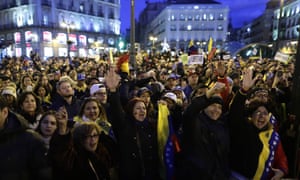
[157,103,181,180]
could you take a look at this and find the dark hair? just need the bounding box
[246,100,271,117]
[0,96,8,110]
[36,110,57,135]
[125,97,146,117]
[17,91,42,114]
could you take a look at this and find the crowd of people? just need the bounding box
[0,50,297,180]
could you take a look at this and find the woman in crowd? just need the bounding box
[34,84,52,112]
[17,74,35,95]
[229,68,288,180]
[105,66,160,180]
[176,82,230,179]
[36,110,58,150]
[49,106,112,180]
[17,91,43,130]
[74,97,112,136]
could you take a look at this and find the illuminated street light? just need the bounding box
[149,35,157,49]
[61,20,75,60]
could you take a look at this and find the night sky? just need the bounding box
[120,0,270,33]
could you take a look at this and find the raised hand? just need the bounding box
[55,106,68,135]
[105,65,121,92]
[242,68,256,91]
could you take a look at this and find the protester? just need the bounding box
[176,82,230,179]
[50,76,82,121]
[16,91,43,130]
[49,107,112,180]
[105,66,161,179]
[0,96,52,180]
[229,68,288,180]
[36,110,58,150]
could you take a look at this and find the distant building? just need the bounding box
[138,0,229,52]
[0,0,120,59]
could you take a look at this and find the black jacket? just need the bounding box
[177,95,230,180]
[109,92,160,180]
[0,111,51,180]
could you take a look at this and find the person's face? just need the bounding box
[139,92,151,106]
[58,82,74,97]
[133,101,147,121]
[40,114,57,137]
[21,94,37,114]
[23,77,32,86]
[167,78,177,87]
[188,74,199,86]
[93,89,107,104]
[3,94,15,104]
[0,107,8,129]
[41,76,49,85]
[83,101,100,121]
[37,87,47,97]
[204,103,222,120]
[83,129,99,152]
[252,106,269,129]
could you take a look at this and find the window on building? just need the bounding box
[171,15,176,21]
[218,13,224,20]
[109,9,114,19]
[180,14,185,21]
[209,14,214,21]
[98,6,104,17]
[187,15,192,21]
[203,14,207,21]
[195,15,200,21]
[217,25,223,31]
[80,3,84,13]
[170,25,176,31]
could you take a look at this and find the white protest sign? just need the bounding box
[274,51,289,64]
[187,54,204,65]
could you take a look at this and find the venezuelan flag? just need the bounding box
[208,37,213,53]
[157,103,181,180]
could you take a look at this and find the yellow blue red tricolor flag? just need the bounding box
[157,103,181,180]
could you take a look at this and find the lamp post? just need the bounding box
[130,0,136,72]
[62,21,74,61]
[149,35,157,49]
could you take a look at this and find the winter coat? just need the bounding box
[49,132,111,180]
[0,111,51,180]
[109,92,160,180]
[177,95,230,180]
[229,90,288,179]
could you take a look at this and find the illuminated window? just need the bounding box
[180,14,185,21]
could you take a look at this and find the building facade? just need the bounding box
[273,0,300,54]
[139,0,229,53]
[0,0,120,59]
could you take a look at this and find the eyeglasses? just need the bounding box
[85,134,100,139]
[254,111,269,117]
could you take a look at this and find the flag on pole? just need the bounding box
[109,49,114,64]
[188,39,198,55]
[157,103,181,180]
[116,53,130,74]
[208,37,213,53]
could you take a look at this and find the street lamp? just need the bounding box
[149,36,157,49]
[61,20,75,60]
